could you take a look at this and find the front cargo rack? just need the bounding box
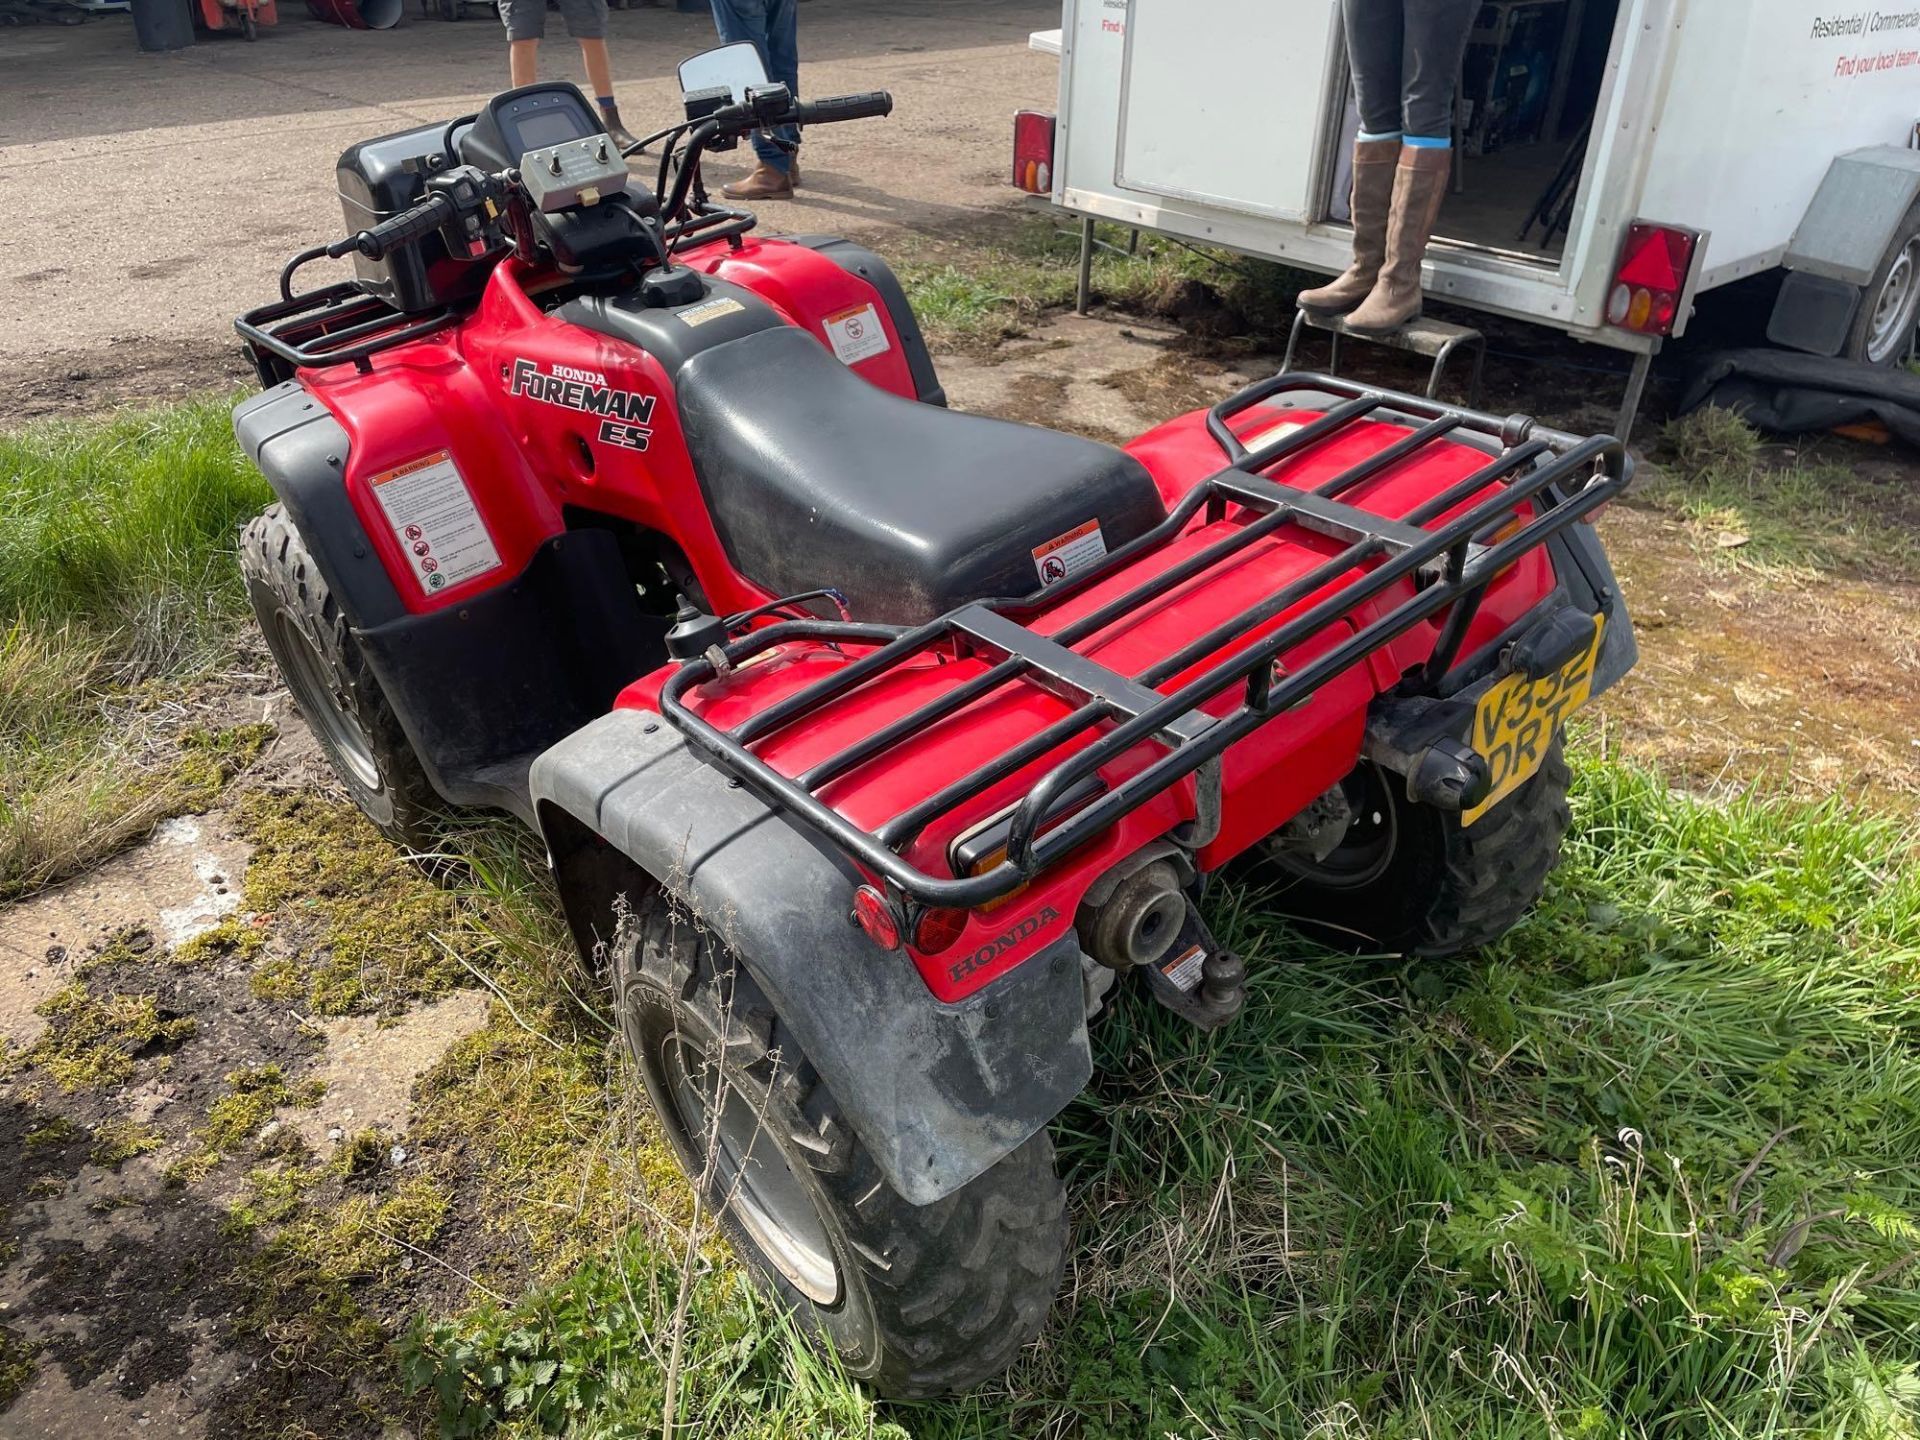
[659,373,1630,912]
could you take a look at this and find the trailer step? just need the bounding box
[1283,309,1487,408]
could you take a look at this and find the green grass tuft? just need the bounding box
[1647,409,1920,579]
[0,399,272,898]
[0,398,268,663]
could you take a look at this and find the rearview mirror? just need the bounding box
[678,42,769,103]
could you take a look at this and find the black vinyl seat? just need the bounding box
[674,326,1167,625]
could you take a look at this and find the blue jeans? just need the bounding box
[710,0,800,174]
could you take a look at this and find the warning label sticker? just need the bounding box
[1159,944,1207,994]
[1031,518,1107,586]
[369,450,502,596]
[677,296,746,327]
[824,303,891,366]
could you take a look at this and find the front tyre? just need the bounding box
[613,894,1069,1398]
[240,504,439,848]
[1260,739,1572,957]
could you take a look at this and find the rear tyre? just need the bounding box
[1259,739,1572,958]
[240,505,439,848]
[613,893,1069,1398]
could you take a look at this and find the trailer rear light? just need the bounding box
[912,907,969,955]
[1605,222,1699,337]
[851,885,902,950]
[1012,110,1056,195]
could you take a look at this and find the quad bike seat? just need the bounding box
[675,326,1167,624]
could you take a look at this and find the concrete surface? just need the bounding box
[0,0,1057,393]
[0,814,253,1052]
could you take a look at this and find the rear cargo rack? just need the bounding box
[659,373,1629,911]
[236,279,460,384]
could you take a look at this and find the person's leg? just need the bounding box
[1347,0,1479,333]
[580,37,613,97]
[763,0,799,181]
[1299,0,1402,314]
[562,0,634,148]
[711,0,793,197]
[509,39,540,86]
[1399,0,1478,142]
[1343,0,1405,142]
[500,0,545,84]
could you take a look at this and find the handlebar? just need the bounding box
[318,87,892,270]
[788,92,893,126]
[328,191,457,263]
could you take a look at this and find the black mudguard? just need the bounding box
[234,383,663,823]
[529,707,1094,1206]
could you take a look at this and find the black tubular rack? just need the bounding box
[236,280,460,382]
[659,373,1630,912]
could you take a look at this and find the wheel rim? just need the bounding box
[1867,238,1920,364]
[272,610,382,791]
[1268,764,1399,890]
[659,1032,842,1306]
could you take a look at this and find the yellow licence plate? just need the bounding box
[1462,616,1604,826]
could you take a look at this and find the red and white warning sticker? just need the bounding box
[824,303,892,366]
[1159,943,1207,994]
[1032,518,1107,586]
[369,450,502,596]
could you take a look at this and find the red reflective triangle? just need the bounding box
[1617,226,1691,292]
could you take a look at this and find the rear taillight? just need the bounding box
[1012,110,1056,195]
[1605,222,1700,337]
[912,907,969,955]
[851,885,902,951]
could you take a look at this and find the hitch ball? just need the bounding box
[1084,860,1186,970]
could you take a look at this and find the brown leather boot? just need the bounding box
[1296,138,1400,316]
[1347,146,1452,336]
[722,163,794,201]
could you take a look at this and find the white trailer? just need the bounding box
[1025,0,1920,431]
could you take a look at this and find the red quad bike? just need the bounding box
[233,51,1637,1396]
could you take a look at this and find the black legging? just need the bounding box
[1344,0,1479,140]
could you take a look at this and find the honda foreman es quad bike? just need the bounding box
[232,46,1638,1397]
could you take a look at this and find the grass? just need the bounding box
[375,748,1920,1439]
[895,217,1312,350]
[0,398,273,898]
[1648,409,1920,580]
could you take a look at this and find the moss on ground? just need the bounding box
[170,913,267,968]
[90,1118,164,1168]
[0,1324,38,1407]
[166,1064,323,1185]
[23,1114,78,1149]
[16,982,195,1092]
[234,791,468,1016]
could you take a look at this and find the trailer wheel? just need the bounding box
[241,505,439,848]
[1846,200,1920,365]
[1260,739,1571,958]
[613,893,1069,1398]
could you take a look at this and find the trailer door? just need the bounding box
[1115,0,1344,223]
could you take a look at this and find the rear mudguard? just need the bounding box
[530,707,1094,1206]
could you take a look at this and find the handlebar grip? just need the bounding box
[330,192,457,263]
[789,92,893,126]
